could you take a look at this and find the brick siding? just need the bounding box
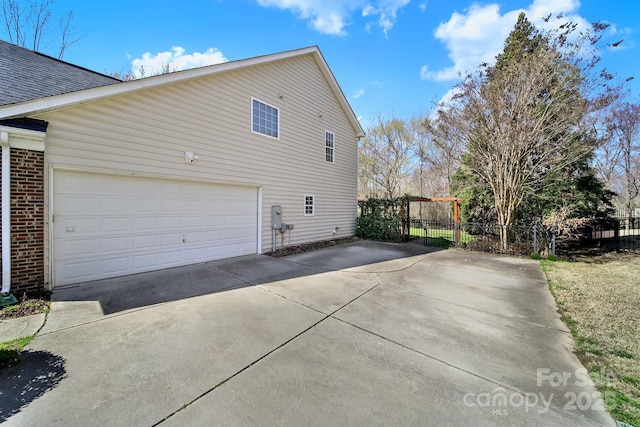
[0,148,45,294]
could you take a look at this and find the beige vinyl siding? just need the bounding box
[39,53,358,260]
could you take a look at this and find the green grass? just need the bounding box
[542,255,640,427]
[409,227,474,246]
[0,336,34,368]
[600,386,640,426]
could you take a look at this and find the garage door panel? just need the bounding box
[133,179,160,195]
[206,216,224,227]
[100,197,131,213]
[133,216,158,231]
[53,171,258,286]
[101,257,131,275]
[185,247,205,262]
[133,235,158,250]
[161,216,183,229]
[58,259,99,282]
[57,195,97,214]
[161,250,183,265]
[56,173,97,193]
[99,175,131,195]
[135,199,160,213]
[206,200,224,212]
[133,253,159,270]
[161,233,183,247]
[100,217,130,233]
[161,199,183,212]
[100,236,130,253]
[54,217,96,235]
[161,181,183,196]
[185,215,205,228]
[57,238,99,257]
[184,231,205,244]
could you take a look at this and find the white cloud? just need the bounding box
[255,0,409,35]
[362,0,411,36]
[353,88,365,99]
[421,0,588,82]
[131,46,228,78]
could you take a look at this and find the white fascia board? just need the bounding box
[0,125,46,151]
[0,46,321,120]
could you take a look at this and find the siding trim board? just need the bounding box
[1,125,46,294]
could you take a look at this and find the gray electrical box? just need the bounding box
[271,205,282,229]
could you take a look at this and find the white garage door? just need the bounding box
[53,170,258,286]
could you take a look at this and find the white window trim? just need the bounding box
[251,97,280,140]
[325,130,335,164]
[304,194,315,216]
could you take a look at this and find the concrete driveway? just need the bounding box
[1,241,614,426]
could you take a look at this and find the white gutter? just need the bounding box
[1,131,10,294]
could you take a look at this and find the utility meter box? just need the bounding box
[271,205,282,229]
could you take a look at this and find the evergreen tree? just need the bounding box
[437,13,621,246]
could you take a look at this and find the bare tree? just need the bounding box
[1,0,79,58]
[610,102,640,216]
[422,116,463,193]
[436,13,622,248]
[359,115,421,199]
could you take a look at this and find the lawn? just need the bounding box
[542,253,640,426]
[409,226,474,247]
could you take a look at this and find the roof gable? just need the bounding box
[0,40,121,106]
[0,45,364,137]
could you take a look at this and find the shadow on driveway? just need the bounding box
[51,241,441,315]
[0,350,66,423]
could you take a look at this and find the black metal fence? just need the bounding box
[584,217,640,251]
[408,217,640,255]
[408,219,554,256]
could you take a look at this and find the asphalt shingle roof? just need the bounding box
[0,40,121,106]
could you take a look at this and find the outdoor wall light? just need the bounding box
[185,151,198,164]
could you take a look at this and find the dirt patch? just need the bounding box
[0,293,50,320]
[265,237,361,258]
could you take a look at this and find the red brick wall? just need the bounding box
[0,148,45,295]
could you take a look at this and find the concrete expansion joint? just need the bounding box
[362,255,432,274]
[154,273,384,426]
[33,310,49,336]
[332,315,535,401]
[278,254,430,274]
[37,303,170,337]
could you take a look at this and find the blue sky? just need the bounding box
[24,0,640,127]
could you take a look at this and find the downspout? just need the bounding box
[1,131,10,294]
